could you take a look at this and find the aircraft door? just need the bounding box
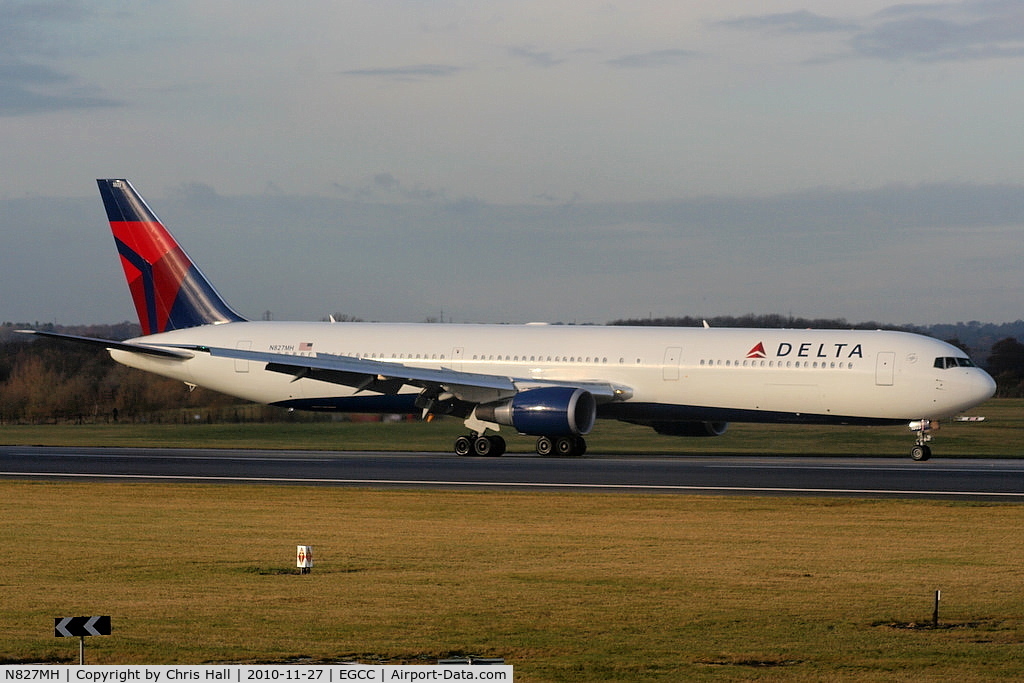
[451,346,464,372]
[663,346,681,381]
[235,340,252,373]
[875,351,895,386]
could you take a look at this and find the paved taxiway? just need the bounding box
[1,446,1023,500]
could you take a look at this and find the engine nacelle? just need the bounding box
[475,387,596,436]
[651,421,729,437]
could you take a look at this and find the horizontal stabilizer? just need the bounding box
[17,330,194,359]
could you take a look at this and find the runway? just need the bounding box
[2,446,1023,500]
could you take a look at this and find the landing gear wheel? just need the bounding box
[487,434,506,457]
[473,435,493,457]
[554,436,575,456]
[910,444,932,462]
[553,436,586,456]
[454,435,472,457]
[536,436,554,456]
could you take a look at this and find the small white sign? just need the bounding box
[297,545,313,569]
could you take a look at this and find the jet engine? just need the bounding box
[475,387,596,436]
[651,421,729,437]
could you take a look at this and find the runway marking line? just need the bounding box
[2,471,1024,498]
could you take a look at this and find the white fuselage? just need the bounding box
[109,322,996,426]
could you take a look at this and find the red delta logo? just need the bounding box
[747,341,864,359]
[746,342,767,359]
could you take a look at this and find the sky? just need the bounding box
[2,0,1023,327]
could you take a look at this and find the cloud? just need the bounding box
[853,2,1024,61]
[331,172,449,203]
[0,83,116,116]
[169,182,223,208]
[0,2,118,116]
[508,46,566,68]
[0,1,91,54]
[0,62,118,116]
[606,49,699,69]
[339,64,464,81]
[716,10,858,34]
[719,1,1024,63]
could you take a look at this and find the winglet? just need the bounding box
[98,179,246,335]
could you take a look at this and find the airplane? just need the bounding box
[23,179,997,461]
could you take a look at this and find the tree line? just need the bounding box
[1,318,1022,425]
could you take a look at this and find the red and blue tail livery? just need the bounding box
[98,179,245,335]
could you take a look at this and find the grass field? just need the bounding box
[1,399,1021,458]
[1,483,1023,681]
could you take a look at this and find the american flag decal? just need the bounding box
[300,342,314,351]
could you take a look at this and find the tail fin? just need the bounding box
[98,179,246,335]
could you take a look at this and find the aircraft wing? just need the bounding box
[204,346,630,405]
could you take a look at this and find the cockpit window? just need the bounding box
[934,356,976,369]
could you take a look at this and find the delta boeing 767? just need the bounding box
[24,179,996,460]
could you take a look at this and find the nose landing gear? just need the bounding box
[910,443,932,461]
[909,420,935,461]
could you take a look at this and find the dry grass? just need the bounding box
[2,482,1023,680]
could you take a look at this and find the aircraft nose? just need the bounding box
[975,368,998,403]
[939,368,996,417]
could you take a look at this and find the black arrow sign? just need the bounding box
[54,616,111,637]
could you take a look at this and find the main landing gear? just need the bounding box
[452,433,587,457]
[534,435,587,457]
[454,433,506,457]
